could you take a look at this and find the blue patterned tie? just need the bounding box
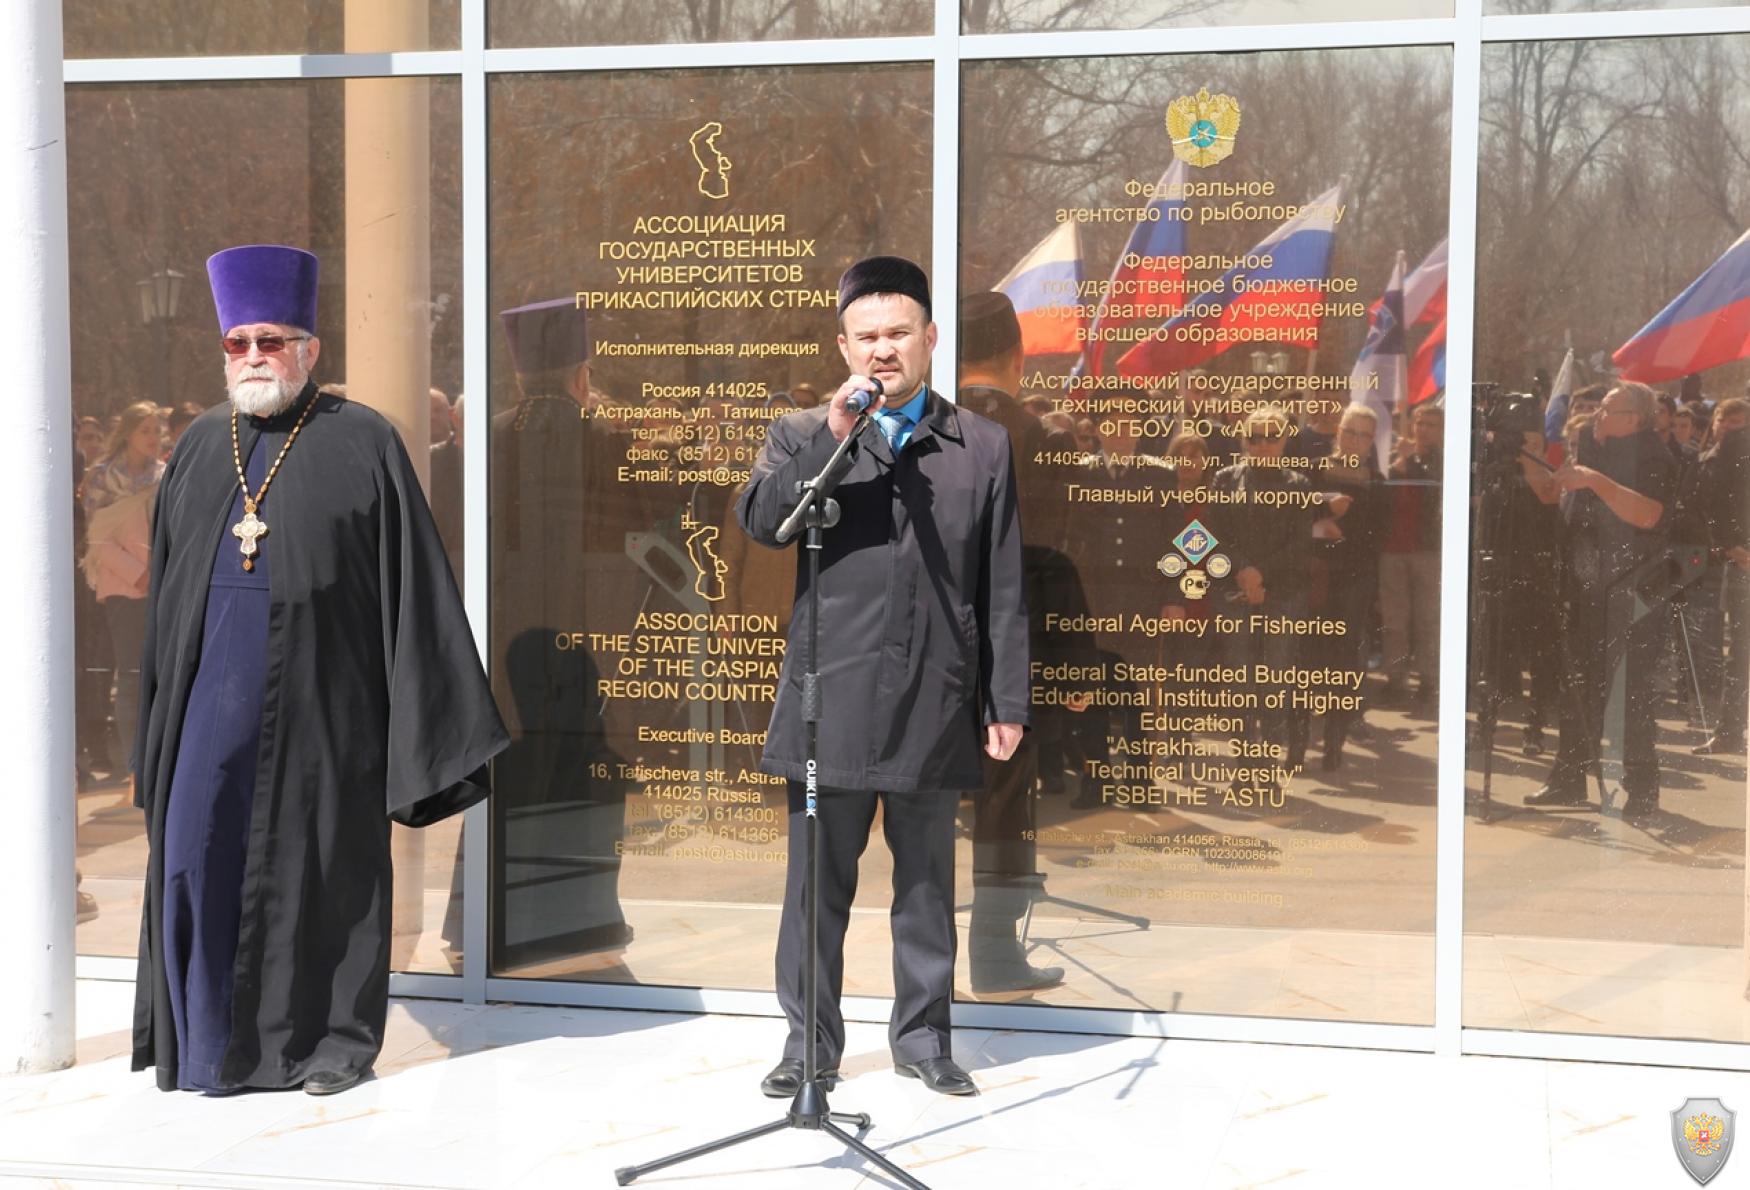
[878,409,912,453]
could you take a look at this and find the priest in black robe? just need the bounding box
[131,244,508,1096]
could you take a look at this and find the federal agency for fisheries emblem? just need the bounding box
[1672,1098,1735,1185]
[1166,88,1241,169]
[1157,518,1230,601]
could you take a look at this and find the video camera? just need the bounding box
[1473,383,1544,475]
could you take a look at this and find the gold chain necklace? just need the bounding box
[229,393,318,572]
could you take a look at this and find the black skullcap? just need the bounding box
[959,291,1021,364]
[837,255,931,320]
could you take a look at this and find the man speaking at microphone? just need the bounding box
[737,256,1029,1098]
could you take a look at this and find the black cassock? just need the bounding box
[131,385,508,1092]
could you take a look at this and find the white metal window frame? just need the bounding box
[62,0,1750,1072]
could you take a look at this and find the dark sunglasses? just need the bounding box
[222,333,309,357]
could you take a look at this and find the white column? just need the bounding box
[346,0,432,971]
[0,0,76,1074]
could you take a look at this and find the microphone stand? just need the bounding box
[617,412,931,1190]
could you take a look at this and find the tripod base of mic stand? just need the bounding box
[1466,790,1531,824]
[613,1079,932,1189]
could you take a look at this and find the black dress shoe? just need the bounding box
[1524,783,1587,808]
[760,1059,838,1098]
[895,1056,977,1096]
[304,1068,367,1096]
[1692,733,1745,756]
[1620,796,1660,824]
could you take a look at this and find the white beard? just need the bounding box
[226,360,306,417]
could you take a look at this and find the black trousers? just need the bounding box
[1551,582,1665,799]
[974,733,1037,888]
[775,781,957,1069]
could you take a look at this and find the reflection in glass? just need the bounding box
[1485,0,1738,13]
[960,48,1450,1024]
[66,78,465,974]
[963,0,1448,35]
[489,0,930,48]
[64,0,458,58]
[1467,33,1750,1042]
[486,65,931,984]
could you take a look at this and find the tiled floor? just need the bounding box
[2,979,1749,1189]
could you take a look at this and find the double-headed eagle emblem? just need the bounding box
[1166,88,1241,168]
[1672,1098,1736,1185]
[1685,1112,1727,1158]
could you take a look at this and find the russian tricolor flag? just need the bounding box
[1543,347,1576,448]
[1351,250,1407,472]
[1403,238,1447,408]
[1404,237,1447,328]
[1409,316,1445,406]
[1116,185,1343,378]
[995,222,1086,356]
[1614,226,1750,383]
[1086,160,1190,375]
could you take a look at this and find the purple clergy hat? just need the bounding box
[500,298,591,374]
[207,245,320,334]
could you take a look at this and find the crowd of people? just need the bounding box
[956,365,1750,825]
[1494,379,1750,821]
[986,382,1445,808]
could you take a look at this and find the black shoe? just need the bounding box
[1620,797,1660,824]
[895,1056,977,1096]
[1320,749,1341,773]
[1692,733,1745,756]
[304,1068,367,1096]
[760,1058,838,1098]
[970,959,1065,995]
[1524,783,1587,808]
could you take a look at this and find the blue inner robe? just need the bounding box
[162,436,268,1093]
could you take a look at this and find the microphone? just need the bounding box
[844,376,884,415]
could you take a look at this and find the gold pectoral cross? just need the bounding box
[232,500,268,572]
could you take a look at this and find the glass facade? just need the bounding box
[67,77,466,976]
[63,0,460,57]
[1463,32,1750,1044]
[488,1,930,47]
[61,5,1750,1061]
[485,63,931,985]
[957,47,1449,1023]
[964,0,1450,34]
[1485,1,1739,12]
